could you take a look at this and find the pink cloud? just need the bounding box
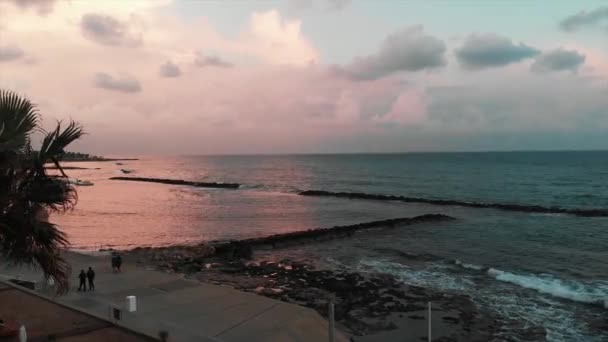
[2,1,606,154]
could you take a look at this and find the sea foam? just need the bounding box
[487,268,608,309]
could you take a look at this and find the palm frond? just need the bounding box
[0,90,39,152]
[38,121,85,165]
[0,214,71,294]
[26,177,77,212]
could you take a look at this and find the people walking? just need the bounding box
[111,252,123,272]
[116,254,122,272]
[111,252,117,272]
[77,270,86,291]
[86,267,95,291]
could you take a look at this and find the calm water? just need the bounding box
[53,152,608,341]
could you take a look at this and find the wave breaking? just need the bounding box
[487,268,608,309]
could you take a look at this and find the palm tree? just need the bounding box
[0,89,84,294]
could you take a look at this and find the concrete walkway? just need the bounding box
[0,252,348,342]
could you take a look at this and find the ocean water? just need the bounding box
[53,152,608,341]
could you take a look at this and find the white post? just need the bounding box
[126,296,137,312]
[328,301,335,342]
[19,325,27,342]
[427,301,431,342]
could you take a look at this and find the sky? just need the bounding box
[0,0,607,155]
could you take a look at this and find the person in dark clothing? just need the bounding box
[86,267,95,291]
[78,270,86,291]
[116,254,123,272]
[111,252,118,272]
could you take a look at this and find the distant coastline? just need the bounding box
[63,158,139,162]
[58,151,138,162]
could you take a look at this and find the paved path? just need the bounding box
[0,252,348,342]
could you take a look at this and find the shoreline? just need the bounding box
[123,245,520,341]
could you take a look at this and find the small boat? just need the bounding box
[116,162,124,165]
[68,179,94,186]
[120,169,133,174]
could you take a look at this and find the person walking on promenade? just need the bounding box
[77,270,86,291]
[86,267,95,291]
[111,252,118,272]
[116,254,123,272]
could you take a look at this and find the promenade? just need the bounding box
[0,252,348,342]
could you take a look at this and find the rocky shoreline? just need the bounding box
[299,190,608,217]
[124,244,548,341]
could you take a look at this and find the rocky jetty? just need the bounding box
[45,166,100,170]
[129,215,454,264]
[211,214,454,257]
[300,190,608,217]
[109,176,240,189]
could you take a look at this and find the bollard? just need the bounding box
[126,296,137,312]
[328,302,335,342]
[19,325,27,342]
[427,301,431,342]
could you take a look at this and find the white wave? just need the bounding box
[454,259,484,271]
[358,259,474,291]
[488,268,608,309]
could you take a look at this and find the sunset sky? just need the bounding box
[1,0,607,154]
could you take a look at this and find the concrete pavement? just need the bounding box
[0,252,348,342]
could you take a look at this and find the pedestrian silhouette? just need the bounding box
[78,270,86,291]
[111,252,118,272]
[116,254,123,272]
[86,267,95,291]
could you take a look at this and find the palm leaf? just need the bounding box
[0,217,71,294]
[38,121,85,165]
[0,90,39,152]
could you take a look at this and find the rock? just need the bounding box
[334,304,348,320]
[325,279,355,292]
[109,176,240,189]
[232,243,253,260]
[518,326,547,341]
[442,316,460,324]
[589,318,608,332]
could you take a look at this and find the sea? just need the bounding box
[53,152,608,341]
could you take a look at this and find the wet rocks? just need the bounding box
[299,190,608,217]
[128,244,216,271]
[211,214,455,257]
[589,317,608,333]
[109,176,240,189]
[190,259,499,338]
[518,326,548,341]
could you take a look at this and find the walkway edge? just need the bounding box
[0,279,160,341]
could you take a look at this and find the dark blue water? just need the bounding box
[59,151,608,341]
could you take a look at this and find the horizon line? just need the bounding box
[92,148,608,158]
